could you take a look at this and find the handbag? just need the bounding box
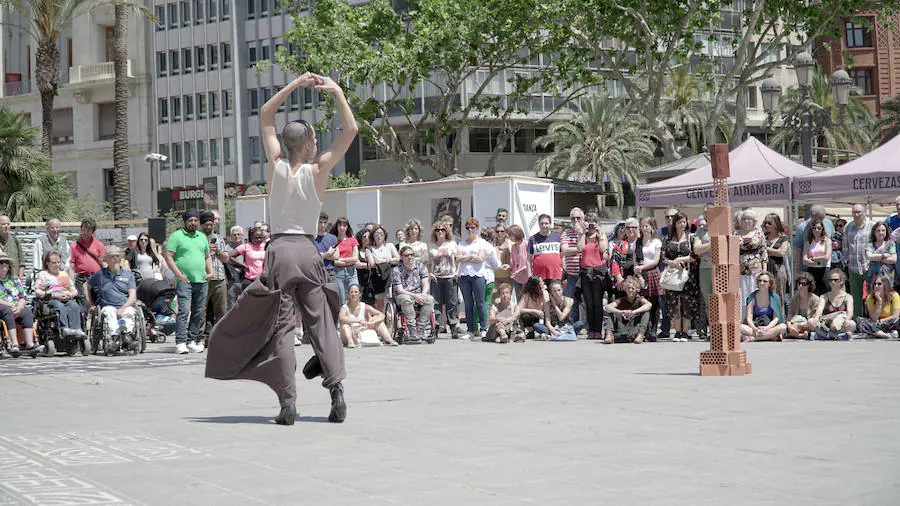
[358,329,381,347]
[659,266,689,291]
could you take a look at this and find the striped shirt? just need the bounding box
[561,229,582,277]
[842,219,873,275]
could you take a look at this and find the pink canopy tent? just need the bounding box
[792,134,900,202]
[636,137,816,207]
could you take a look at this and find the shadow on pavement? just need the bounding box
[185,415,330,424]
[633,372,699,376]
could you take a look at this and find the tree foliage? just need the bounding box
[328,169,366,189]
[876,95,900,146]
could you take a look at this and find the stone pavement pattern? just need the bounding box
[0,338,897,505]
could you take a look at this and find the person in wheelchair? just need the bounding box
[391,246,435,341]
[33,251,86,338]
[0,252,44,354]
[84,246,138,339]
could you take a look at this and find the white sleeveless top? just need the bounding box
[268,159,321,235]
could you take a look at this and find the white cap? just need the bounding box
[127,235,138,241]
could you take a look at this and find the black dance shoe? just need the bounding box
[275,404,296,425]
[328,383,347,423]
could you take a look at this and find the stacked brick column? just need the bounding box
[699,144,752,376]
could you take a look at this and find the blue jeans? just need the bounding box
[459,275,487,333]
[176,281,207,344]
[534,321,584,339]
[564,273,581,323]
[49,299,84,330]
[334,267,358,307]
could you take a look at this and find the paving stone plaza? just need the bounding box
[0,337,897,505]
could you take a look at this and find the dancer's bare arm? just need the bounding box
[310,75,358,198]
[261,73,317,185]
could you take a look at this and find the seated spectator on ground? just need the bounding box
[787,272,820,339]
[0,252,43,353]
[486,282,520,343]
[812,268,856,340]
[856,274,900,339]
[85,246,138,339]
[33,251,85,336]
[391,245,435,342]
[533,280,583,341]
[338,284,397,347]
[740,271,786,342]
[603,275,651,344]
[516,275,546,338]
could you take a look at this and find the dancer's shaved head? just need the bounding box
[282,120,314,157]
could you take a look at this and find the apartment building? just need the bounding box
[0,5,154,215]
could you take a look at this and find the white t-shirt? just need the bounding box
[267,159,321,235]
[457,238,491,278]
[640,238,662,267]
[367,243,398,263]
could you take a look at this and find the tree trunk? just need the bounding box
[113,4,132,220]
[652,116,680,161]
[35,39,61,156]
[730,88,748,150]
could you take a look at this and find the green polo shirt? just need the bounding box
[166,228,210,283]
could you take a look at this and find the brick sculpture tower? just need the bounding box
[700,144,752,376]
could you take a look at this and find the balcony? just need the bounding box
[69,60,133,84]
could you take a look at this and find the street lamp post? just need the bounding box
[761,52,851,168]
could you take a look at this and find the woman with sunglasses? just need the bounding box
[126,233,162,282]
[0,252,44,355]
[365,225,400,313]
[430,221,459,338]
[864,221,895,291]
[493,225,512,287]
[662,212,699,341]
[763,213,789,302]
[740,271,786,342]
[787,272,820,339]
[812,268,856,340]
[802,217,831,296]
[457,217,491,339]
[856,274,900,339]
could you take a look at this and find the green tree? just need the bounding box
[281,0,593,181]
[0,108,72,220]
[661,66,732,154]
[328,169,366,189]
[769,70,876,163]
[876,95,900,146]
[534,97,654,210]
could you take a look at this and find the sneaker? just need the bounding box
[187,341,205,353]
[458,332,472,340]
[294,335,302,346]
[835,332,850,341]
[892,330,899,339]
[577,328,589,338]
[175,343,189,354]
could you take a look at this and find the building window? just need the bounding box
[154,5,165,31]
[469,128,492,153]
[180,1,190,27]
[262,86,273,103]
[249,89,259,115]
[159,144,170,170]
[169,50,179,75]
[260,41,270,62]
[221,42,232,68]
[514,128,536,154]
[223,137,233,165]
[210,138,220,166]
[198,140,208,167]
[51,108,74,145]
[172,96,182,121]
[185,141,194,168]
[250,136,261,163]
[195,46,205,71]
[168,3,178,28]
[209,91,219,118]
[746,86,758,109]
[850,69,874,95]
[289,88,300,111]
[158,98,169,124]
[303,87,313,109]
[193,0,204,24]
[248,0,256,19]
[845,20,872,48]
[197,93,207,119]
[207,0,217,21]
[173,142,183,168]
[182,48,192,74]
[248,42,258,67]
[104,169,115,205]
[361,136,379,160]
[157,51,167,77]
[208,43,218,69]
[184,94,194,120]
[260,0,269,17]
[221,0,230,19]
[223,89,233,116]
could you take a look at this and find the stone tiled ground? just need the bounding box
[0,337,897,505]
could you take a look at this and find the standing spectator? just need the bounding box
[400,218,429,266]
[560,208,585,329]
[471,227,502,333]
[659,208,679,238]
[126,233,161,282]
[355,229,374,305]
[164,210,212,354]
[787,272,820,339]
[533,280,583,340]
[737,209,767,316]
[578,212,608,339]
[603,276,651,344]
[329,217,358,306]
[493,225,511,286]
[507,224,529,298]
[34,251,85,336]
[230,227,267,292]
[70,218,106,310]
[394,229,406,249]
[366,225,400,313]
[527,214,563,287]
[764,213,790,302]
[495,208,508,227]
[856,274,900,339]
[486,283,519,343]
[802,218,831,296]
[200,211,229,341]
[0,214,25,281]
[634,217,662,341]
[391,245,435,341]
[516,275,546,338]
[0,252,43,353]
[865,221,895,290]
[430,221,459,338]
[32,217,70,275]
[740,271,786,342]
[885,195,900,232]
[793,205,834,273]
[126,235,138,254]
[457,217,491,339]
[610,218,643,294]
[223,226,245,309]
[315,213,339,284]
[692,213,712,339]
[843,204,873,314]
[832,218,846,271]
[812,268,856,340]
[662,212,699,341]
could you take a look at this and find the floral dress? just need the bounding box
[662,234,701,319]
[739,228,767,276]
[1,275,26,306]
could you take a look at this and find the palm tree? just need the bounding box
[535,96,655,210]
[0,107,72,220]
[876,95,900,146]
[661,67,733,155]
[112,3,130,219]
[770,70,876,163]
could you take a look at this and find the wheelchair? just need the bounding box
[33,295,89,357]
[87,302,148,356]
[385,285,437,345]
[0,321,41,359]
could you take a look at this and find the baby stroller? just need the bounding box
[135,274,177,343]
